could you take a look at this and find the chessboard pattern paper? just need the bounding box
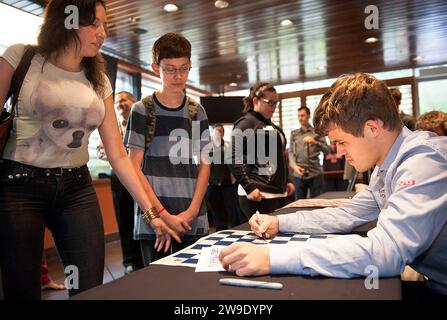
[281,198,352,209]
[151,229,336,268]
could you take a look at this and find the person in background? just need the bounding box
[206,123,245,230]
[323,142,347,192]
[289,106,330,199]
[389,88,416,131]
[416,110,447,136]
[230,82,295,220]
[41,253,65,291]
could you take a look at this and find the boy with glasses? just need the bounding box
[124,33,211,265]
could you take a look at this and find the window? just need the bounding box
[278,98,300,146]
[418,79,447,114]
[116,69,134,94]
[0,3,41,48]
[141,77,157,98]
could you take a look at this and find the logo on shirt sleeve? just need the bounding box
[398,179,416,186]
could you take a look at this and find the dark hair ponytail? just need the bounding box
[243,82,276,112]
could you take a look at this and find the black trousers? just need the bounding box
[206,184,246,230]
[294,174,324,199]
[0,160,104,299]
[110,171,143,269]
[402,281,446,300]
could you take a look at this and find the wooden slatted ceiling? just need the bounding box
[7,0,447,93]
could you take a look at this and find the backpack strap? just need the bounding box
[5,45,37,114]
[142,94,201,150]
[141,95,156,150]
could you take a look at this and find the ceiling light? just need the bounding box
[365,37,378,43]
[229,82,238,87]
[215,0,229,9]
[412,55,423,61]
[280,19,293,27]
[163,4,179,12]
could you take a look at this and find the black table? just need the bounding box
[72,264,401,300]
[72,191,400,300]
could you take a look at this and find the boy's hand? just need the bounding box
[177,208,196,226]
[249,214,279,239]
[150,218,181,252]
[162,212,191,236]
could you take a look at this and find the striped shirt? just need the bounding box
[124,94,210,240]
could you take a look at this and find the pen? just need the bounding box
[219,278,283,290]
[255,211,267,240]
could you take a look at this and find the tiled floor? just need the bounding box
[42,240,126,300]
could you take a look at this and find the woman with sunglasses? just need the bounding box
[230,82,295,220]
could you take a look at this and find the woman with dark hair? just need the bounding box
[0,0,179,299]
[230,82,295,220]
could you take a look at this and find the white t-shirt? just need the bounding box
[1,43,113,168]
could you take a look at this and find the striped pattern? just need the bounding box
[124,94,210,240]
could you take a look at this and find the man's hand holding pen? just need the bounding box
[250,213,279,239]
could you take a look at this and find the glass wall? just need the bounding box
[418,79,447,114]
[278,97,300,146]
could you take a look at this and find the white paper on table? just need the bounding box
[195,246,226,272]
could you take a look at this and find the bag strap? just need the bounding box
[141,95,156,150]
[5,45,37,114]
[142,94,200,149]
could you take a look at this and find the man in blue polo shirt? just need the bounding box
[219,73,447,298]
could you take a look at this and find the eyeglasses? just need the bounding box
[160,65,192,75]
[260,98,280,107]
